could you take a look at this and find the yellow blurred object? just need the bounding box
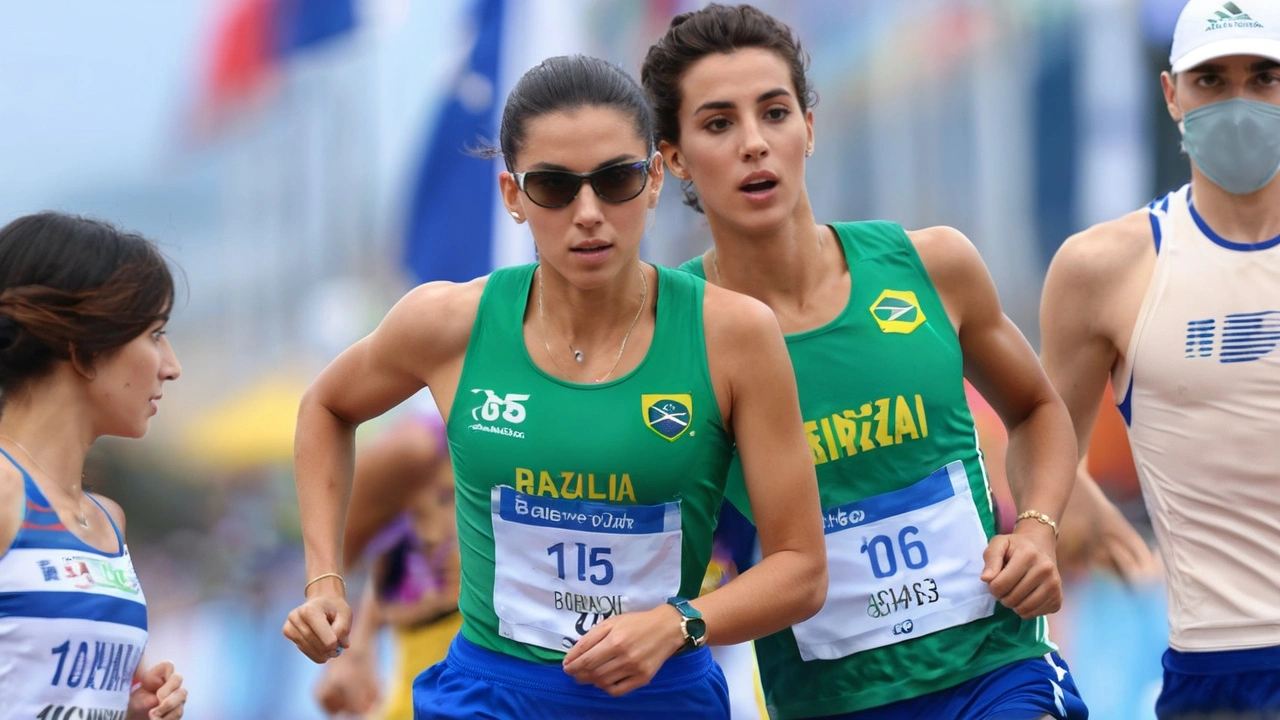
[181,375,308,470]
[379,612,464,720]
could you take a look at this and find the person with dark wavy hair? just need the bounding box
[643,5,1088,719]
[0,212,187,719]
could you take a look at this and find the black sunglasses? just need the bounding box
[513,157,653,209]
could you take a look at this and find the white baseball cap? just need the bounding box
[1170,0,1280,73]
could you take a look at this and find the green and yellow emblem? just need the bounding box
[870,289,926,334]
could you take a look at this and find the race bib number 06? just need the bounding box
[490,486,682,652]
[791,460,995,661]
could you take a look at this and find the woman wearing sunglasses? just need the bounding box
[642,5,1087,720]
[283,54,826,720]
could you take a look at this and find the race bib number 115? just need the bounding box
[490,486,682,652]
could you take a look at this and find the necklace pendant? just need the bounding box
[573,350,584,362]
[78,515,88,529]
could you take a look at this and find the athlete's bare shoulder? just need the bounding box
[903,225,1001,330]
[700,279,798,435]
[1043,208,1157,355]
[1050,209,1155,294]
[904,225,988,291]
[88,493,127,536]
[701,279,788,400]
[375,276,488,370]
[392,277,487,337]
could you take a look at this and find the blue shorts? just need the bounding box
[1156,645,1280,719]
[412,634,729,719]
[823,652,1088,720]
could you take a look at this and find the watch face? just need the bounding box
[687,617,707,641]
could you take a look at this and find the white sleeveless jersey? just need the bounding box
[1115,184,1280,651]
[0,449,148,719]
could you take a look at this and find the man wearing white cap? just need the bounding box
[1040,0,1280,716]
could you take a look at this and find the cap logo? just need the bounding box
[1207,2,1263,31]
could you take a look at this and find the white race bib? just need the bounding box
[791,460,995,661]
[490,486,682,651]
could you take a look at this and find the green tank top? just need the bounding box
[681,221,1053,718]
[446,264,732,663]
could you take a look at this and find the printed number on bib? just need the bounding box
[790,460,995,661]
[490,486,682,652]
[48,638,142,691]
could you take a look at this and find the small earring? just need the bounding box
[805,147,813,158]
[510,211,521,222]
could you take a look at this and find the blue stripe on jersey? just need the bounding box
[1189,199,1280,252]
[1148,189,1174,254]
[1220,311,1280,363]
[1117,373,1135,426]
[86,493,125,550]
[0,446,46,500]
[11,528,124,554]
[0,447,124,557]
[0,591,147,631]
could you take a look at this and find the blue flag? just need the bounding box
[404,0,504,283]
[274,0,357,55]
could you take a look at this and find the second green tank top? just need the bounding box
[681,221,1053,718]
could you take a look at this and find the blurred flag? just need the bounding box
[194,0,358,138]
[403,0,504,283]
[276,0,358,53]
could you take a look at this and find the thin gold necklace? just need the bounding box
[0,434,89,528]
[538,265,648,383]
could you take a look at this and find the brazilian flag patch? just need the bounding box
[642,394,692,441]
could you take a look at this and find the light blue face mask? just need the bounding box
[1181,97,1280,195]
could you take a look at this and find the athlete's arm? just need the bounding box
[692,284,827,640]
[315,580,383,717]
[562,285,825,695]
[284,279,482,664]
[1041,213,1158,582]
[912,225,1075,618]
[342,419,448,566]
